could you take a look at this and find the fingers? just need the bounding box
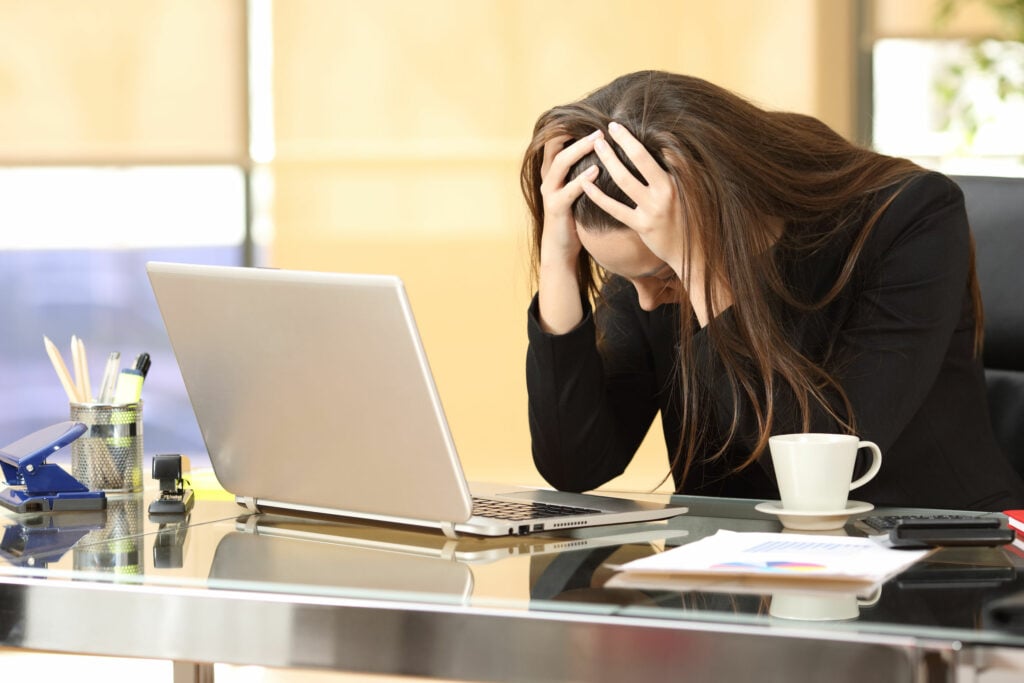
[547,164,599,220]
[580,175,635,226]
[589,121,672,207]
[540,135,571,181]
[565,164,599,198]
[540,130,603,193]
[592,136,648,200]
[607,121,666,188]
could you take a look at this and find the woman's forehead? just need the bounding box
[577,229,664,279]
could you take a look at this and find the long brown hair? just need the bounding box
[520,70,984,489]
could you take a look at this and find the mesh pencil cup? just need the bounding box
[70,401,143,493]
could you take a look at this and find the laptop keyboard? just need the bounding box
[471,497,600,521]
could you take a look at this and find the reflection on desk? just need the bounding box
[4,493,1024,682]
[236,512,688,563]
[71,493,144,577]
[593,527,1024,630]
[210,530,475,602]
[0,509,106,568]
[208,513,693,606]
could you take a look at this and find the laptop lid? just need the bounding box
[147,262,475,526]
[148,262,688,537]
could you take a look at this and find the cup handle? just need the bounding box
[849,441,882,491]
[858,584,883,607]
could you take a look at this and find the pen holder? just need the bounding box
[73,492,143,578]
[70,401,143,493]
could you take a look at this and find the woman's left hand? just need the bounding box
[580,121,686,279]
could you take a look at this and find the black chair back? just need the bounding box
[953,175,1024,474]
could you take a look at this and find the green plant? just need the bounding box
[934,0,1024,151]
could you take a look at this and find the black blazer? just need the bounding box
[526,172,1024,511]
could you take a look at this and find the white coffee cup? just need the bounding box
[768,433,882,512]
[769,586,881,621]
[769,592,860,621]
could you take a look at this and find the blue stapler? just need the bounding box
[0,421,107,514]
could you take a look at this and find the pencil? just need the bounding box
[71,335,86,402]
[77,336,94,402]
[43,335,81,402]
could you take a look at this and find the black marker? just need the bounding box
[134,352,151,379]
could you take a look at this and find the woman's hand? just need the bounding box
[580,122,685,279]
[538,131,601,266]
[535,131,602,334]
[580,122,730,326]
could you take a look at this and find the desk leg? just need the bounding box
[173,660,214,683]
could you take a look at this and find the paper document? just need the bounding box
[612,530,929,587]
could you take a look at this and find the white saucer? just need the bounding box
[754,500,874,531]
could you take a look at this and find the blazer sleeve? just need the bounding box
[525,281,661,492]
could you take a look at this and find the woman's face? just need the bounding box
[577,228,681,311]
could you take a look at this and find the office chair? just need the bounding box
[953,175,1024,476]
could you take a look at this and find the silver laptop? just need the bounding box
[146,262,688,538]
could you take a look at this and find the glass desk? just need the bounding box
[2,488,1024,682]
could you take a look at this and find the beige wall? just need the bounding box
[270,0,860,492]
[872,0,1012,38]
[0,0,247,164]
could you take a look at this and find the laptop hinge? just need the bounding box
[440,521,458,540]
[238,496,260,513]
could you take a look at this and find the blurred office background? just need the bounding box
[1,1,1022,681]
[1,0,1022,496]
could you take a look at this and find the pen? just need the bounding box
[43,335,80,402]
[98,351,121,404]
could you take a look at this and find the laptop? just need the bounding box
[146,262,688,537]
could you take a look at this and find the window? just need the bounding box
[873,38,1024,176]
[0,1,264,468]
[0,166,251,459]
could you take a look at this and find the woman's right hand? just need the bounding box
[536,131,601,335]
[538,131,602,266]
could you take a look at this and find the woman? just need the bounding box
[521,70,1024,511]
